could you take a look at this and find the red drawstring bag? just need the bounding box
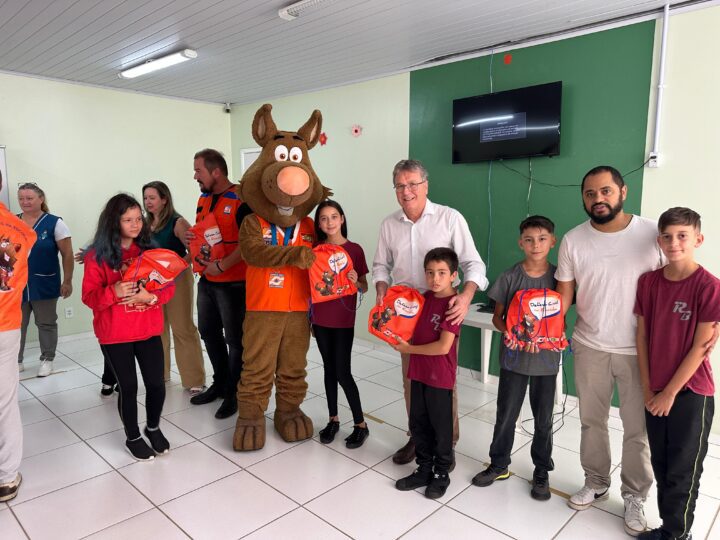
[309,244,357,304]
[504,288,568,351]
[122,248,189,292]
[188,214,224,273]
[368,285,425,345]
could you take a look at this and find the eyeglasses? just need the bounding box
[393,180,427,192]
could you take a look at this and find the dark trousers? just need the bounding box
[489,368,555,474]
[410,380,453,475]
[101,346,116,386]
[101,336,165,440]
[646,390,714,539]
[197,278,246,400]
[313,325,364,425]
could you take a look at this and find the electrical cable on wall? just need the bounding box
[486,161,493,275]
[526,157,534,217]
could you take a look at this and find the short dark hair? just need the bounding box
[194,148,228,176]
[658,207,702,232]
[519,215,555,234]
[581,165,625,192]
[424,247,459,274]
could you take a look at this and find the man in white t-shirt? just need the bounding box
[373,159,488,466]
[556,166,662,536]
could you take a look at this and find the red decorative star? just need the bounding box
[319,132,328,146]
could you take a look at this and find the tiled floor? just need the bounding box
[5,334,720,539]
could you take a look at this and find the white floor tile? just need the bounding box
[21,368,99,397]
[555,507,629,539]
[248,440,365,503]
[66,347,106,367]
[16,383,33,402]
[0,508,27,540]
[338,380,403,413]
[297,394,352,431]
[448,475,575,540]
[456,382,496,415]
[119,441,239,505]
[161,471,297,540]
[163,403,235,439]
[61,402,147,439]
[18,398,54,426]
[369,396,409,433]
[317,417,408,468]
[9,442,112,506]
[349,354,396,378]
[244,507,350,540]
[22,417,80,458]
[361,348,401,364]
[12,472,152,539]
[366,365,404,393]
[701,455,720,499]
[150,384,194,415]
[305,365,328,396]
[403,506,511,539]
[56,337,103,356]
[19,354,83,377]
[85,508,188,539]
[454,415,531,464]
[306,469,440,539]
[37,383,108,416]
[551,414,622,465]
[351,339,375,353]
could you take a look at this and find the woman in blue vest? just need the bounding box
[16,183,74,377]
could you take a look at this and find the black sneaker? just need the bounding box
[319,420,340,444]
[472,465,510,487]
[425,473,451,499]
[637,529,675,540]
[125,437,156,461]
[0,473,22,502]
[190,384,220,405]
[531,472,551,501]
[214,397,238,419]
[144,427,170,455]
[100,384,115,397]
[345,425,369,449]
[396,469,433,491]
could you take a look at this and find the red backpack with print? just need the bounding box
[188,213,224,273]
[368,285,425,345]
[309,244,357,304]
[504,288,568,351]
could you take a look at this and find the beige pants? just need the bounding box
[402,353,459,444]
[573,340,653,497]
[162,269,205,388]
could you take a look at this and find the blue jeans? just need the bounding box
[489,368,556,474]
[197,278,246,399]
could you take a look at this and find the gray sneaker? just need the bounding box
[567,484,609,510]
[623,493,647,536]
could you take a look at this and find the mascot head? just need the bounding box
[239,104,331,228]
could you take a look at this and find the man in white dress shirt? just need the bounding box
[373,159,488,465]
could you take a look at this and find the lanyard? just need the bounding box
[270,224,295,246]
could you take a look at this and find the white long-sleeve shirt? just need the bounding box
[372,199,488,293]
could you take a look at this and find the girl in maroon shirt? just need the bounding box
[82,194,174,461]
[311,201,370,449]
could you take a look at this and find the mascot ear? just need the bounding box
[252,104,278,147]
[322,186,333,200]
[298,110,323,150]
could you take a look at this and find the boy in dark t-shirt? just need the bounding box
[472,215,561,501]
[392,247,461,499]
[635,207,720,540]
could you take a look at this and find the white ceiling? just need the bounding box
[0,0,701,105]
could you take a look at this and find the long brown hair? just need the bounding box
[18,182,49,213]
[142,181,176,231]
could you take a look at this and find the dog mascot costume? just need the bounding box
[233,104,330,451]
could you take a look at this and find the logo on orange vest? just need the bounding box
[302,234,313,244]
[269,272,285,288]
[223,205,232,214]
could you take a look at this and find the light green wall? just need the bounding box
[230,74,410,340]
[641,5,720,432]
[0,71,231,339]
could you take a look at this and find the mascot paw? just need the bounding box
[274,409,313,442]
[233,416,266,451]
[298,246,316,269]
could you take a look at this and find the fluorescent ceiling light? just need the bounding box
[278,0,336,21]
[118,49,197,79]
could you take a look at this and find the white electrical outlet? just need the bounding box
[64,307,74,319]
[647,153,661,168]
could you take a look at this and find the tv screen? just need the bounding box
[452,81,562,163]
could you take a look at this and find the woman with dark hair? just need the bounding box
[143,181,205,397]
[82,193,174,461]
[312,200,370,449]
[16,183,74,377]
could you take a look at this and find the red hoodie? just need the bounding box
[81,243,175,345]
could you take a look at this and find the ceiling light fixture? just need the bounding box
[278,0,336,21]
[118,49,197,79]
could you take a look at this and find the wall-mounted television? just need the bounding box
[452,81,562,163]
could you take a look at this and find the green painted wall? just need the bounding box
[409,22,656,395]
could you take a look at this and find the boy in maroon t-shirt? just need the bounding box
[392,247,461,499]
[635,207,720,540]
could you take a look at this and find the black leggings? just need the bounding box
[101,336,165,440]
[313,325,364,425]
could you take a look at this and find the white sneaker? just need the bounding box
[37,360,53,377]
[623,493,647,536]
[567,484,609,510]
[18,362,24,373]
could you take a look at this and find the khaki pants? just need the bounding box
[0,329,22,484]
[162,269,205,388]
[573,340,653,497]
[402,353,459,445]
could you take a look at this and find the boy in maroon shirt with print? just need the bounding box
[635,207,720,540]
[392,247,461,499]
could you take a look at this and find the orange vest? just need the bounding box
[0,203,36,332]
[246,215,314,312]
[195,187,247,282]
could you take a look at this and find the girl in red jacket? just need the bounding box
[82,194,175,461]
